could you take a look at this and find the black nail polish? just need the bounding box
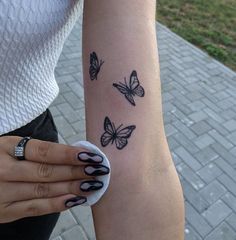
[80,180,104,192]
[77,152,103,163]
[65,196,87,208]
[84,165,110,176]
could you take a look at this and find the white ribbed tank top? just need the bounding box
[0,0,82,134]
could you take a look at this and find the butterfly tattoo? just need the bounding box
[101,116,136,150]
[89,52,104,80]
[113,70,145,106]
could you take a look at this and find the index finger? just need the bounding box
[2,136,104,165]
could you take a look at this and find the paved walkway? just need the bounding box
[49,9,236,240]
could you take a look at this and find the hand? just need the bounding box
[0,136,109,223]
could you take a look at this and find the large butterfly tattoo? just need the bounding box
[101,116,136,150]
[113,70,145,106]
[89,52,104,80]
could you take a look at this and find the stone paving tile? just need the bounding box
[215,157,236,180]
[208,129,234,150]
[166,136,180,150]
[206,118,230,136]
[202,200,232,227]
[49,211,77,239]
[51,237,63,240]
[62,225,88,240]
[182,179,210,213]
[173,119,196,139]
[53,115,76,139]
[189,110,209,122]
[222,192,236,213]
[196,163,223,184]
[230,147,236,157]
[57,102,81,123]
[185,201,212,237]
[227,131,236,145]
[63,92,84,110]
[220,108,236,121]
[176,163,205,191]
[175,146,201,171]
[173,132,200,154]
[199,180,227,204]
[185,224,203,240]
[49,6,236,240]
[211,143,236,167]
[194,146,219,166]
[226,213,236,232]
[218,174,236,196]
[205,222,236,240]
[71,206,96,240]
[194,134,215,150]
[190,120,212,136]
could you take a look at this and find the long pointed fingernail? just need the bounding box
[84,165,110,176]
[65,196,87,208]
[77,152,103,163]
[80,180,103,192]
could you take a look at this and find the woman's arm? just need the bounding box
[82,0,185,239]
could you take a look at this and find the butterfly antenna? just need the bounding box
[116,124,123,132]
[124,77,127,85]
[100,59,104,67]
[125,77,130,89]
[112,122,116,131]
[118,81,127,88]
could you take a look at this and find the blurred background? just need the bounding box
[156,0,236,71]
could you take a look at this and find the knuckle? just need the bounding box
[70,166,79,179]
[37,163,54,179]
[0,166,10,181]
[26,203,39,216]
[0,156,13,181]
[34,183,50,198]
[68,181,77,194]
[37,141,51,161]
[0,169,6,181]
[64,147,74,163]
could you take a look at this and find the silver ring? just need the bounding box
[14,136,32,160]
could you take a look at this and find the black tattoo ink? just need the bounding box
[101,116,136,150]
[89,52,104,80]
[113,70,145,106]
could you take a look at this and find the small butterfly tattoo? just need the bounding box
[101,116,136,150]
[89,52,104,80]
[113,70,145,106]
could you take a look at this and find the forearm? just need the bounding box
[82,1,184,239]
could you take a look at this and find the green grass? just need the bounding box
[156,0,236,70]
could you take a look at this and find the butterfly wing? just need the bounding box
[133,85,145,97]
[113,83,128,94]
[129,70,145,97]
[90,52,99,66]
[101,132,113,147]
[115,137,128,150]
[124,94,135,106]
[113,83,136,106]
[115,125,136,150]
[89,52,99,80]
[129,70,139,90]
[101,117,115,147]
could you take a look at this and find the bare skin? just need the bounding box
[83,0,185,239]
[0,136,110,223]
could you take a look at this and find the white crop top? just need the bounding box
[0,0,82,134]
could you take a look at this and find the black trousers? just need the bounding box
[0,109,60,240]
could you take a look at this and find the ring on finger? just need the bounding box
[14,136,32,161]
